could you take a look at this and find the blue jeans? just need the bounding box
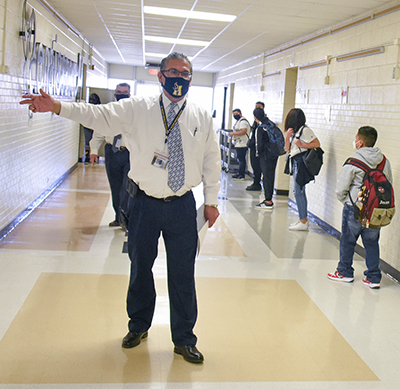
[337,204,381,283]
[292,158,308,220]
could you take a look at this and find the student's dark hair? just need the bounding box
[284,108,306,133]
[358,126,378,147]
[88,93,101,104]
[232,108,241,114]
[253,107,265,121]
[255,101,265,108]
[160,52,192,73]
[116,82,131,93]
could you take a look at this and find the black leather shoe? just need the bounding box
[174,345,204,363]
[109,220,120,227]
[121,331,148,348]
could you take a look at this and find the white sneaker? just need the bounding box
[289,220,309,231]
[289,220,300,227]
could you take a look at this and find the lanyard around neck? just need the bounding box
[159,95,187,143]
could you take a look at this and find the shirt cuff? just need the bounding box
[59,102,72,118]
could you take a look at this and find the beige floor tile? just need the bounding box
[0,274,377,384]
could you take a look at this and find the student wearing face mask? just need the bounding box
[253,107,280,210]
[229,109,251,180]
[246,101,264,191]
[20,52,220,364]
[328,126,393,289]
[90,83,132,229]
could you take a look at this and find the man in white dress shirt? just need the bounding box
[20,52,220,364]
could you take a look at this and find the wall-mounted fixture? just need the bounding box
[51,34,57,50]
[299,60,327,70]
[263,71,281,78]
[336,47,384,62]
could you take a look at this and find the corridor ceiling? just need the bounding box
[43,0,398,73]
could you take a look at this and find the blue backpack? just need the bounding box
[258,118,286,157]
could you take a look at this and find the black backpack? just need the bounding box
[258,118,286,157]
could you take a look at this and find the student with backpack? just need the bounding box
[253,107,286,210]
[284,108,320,230]
[327,126,394,289]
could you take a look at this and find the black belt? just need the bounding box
[157,194,184,202]
[126,178,188,201]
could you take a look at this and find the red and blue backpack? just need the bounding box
[344,156,395,228]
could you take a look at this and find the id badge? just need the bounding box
[151,149,169,169]
[115,137,122,149]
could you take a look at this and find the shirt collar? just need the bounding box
[161,91,186,110]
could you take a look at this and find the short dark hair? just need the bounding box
[160,52,192,73]
[358,126,378,147]
[232,109,241,114]
[116,82,130,93]
[253,107,265,121]
[255,101,265,108]
[284,108,306,133]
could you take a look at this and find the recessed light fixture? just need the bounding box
[145,36,209,47]
[144,6,236,22]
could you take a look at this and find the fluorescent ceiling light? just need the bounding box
[144,6,236,22]
[146,52,193,61]
[145,36,209,47]
[145,53,168,58]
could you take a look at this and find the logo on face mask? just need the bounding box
[173,82,183,97]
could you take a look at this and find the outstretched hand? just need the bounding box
[20,89,61,114]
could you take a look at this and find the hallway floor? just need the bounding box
[0,164,399,388]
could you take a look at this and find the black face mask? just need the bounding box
[115,94,130,101]
[233,114,241,121]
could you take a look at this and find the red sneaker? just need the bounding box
[327,271,354,283]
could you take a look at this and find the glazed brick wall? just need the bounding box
[0,0,107,231]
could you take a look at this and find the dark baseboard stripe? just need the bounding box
[0,164,78,242]
[276,189,289,196]
[288,198,400,283]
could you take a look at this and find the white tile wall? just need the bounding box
[0,0,107,232]
[216,9,400,273]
